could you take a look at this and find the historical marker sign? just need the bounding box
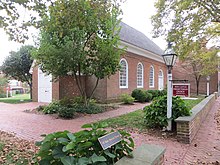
[173,83,190,97]
[98,132,122,150]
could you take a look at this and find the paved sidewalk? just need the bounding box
[182,97,220,164]
[0,102,149,141]
[1,97,220,164]
[132,97,220,164]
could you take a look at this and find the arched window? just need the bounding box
[158,70,164,90]
[119,59,128,88]
[149,65,154,88]
[137,63,143,88]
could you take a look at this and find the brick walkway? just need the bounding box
[0,98,220,164]
[0,102,149,141]
[182,97,220,164]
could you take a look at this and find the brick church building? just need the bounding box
[31,22,167,103]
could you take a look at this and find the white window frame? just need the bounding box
[149,65,155,88]
[137,62,144,88]
[119,58,128,88]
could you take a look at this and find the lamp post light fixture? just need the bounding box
[162,42,178,131]
[206,76,210,96]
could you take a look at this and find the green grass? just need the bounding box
[95,98,204,130]
[184,98,204,109]
[97,110,145,130]
[0,94,31,104]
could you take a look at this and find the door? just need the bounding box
[158,70,164,90]
[38,68,52,103]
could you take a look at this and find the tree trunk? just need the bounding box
[28,83,32,100]
[196,80,199,96]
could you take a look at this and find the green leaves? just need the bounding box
[61,156,75,165]
[33,0,125,104]
[1,45,33,98]
[152,0,220,59]
[36,123,134,164]
[143,96,191,128]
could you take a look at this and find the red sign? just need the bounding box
[173,84,190,97]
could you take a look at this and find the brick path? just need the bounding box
[182,97,220,164]
[0,102,149,141]
[1,98,220,164]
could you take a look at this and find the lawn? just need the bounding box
[95,98,204,131]
[0,94,31,104]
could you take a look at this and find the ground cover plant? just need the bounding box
[0,131,37,165]
[0,94,31,104]
[36,123,134,165]
[38,97,109,119]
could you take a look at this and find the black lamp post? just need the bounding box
[162,42,177,131]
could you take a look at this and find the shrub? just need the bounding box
[36,123,134,164]
[73,96,84,104]
[144,96,190,128]
[120,94,135,104]
[43,101,60,114]
[75,103,104,114]
[159,89,167,97]
[0,93,6,98]
[59,97,74,108]
[58,106,76,119]
[145,92,153,102]
[131,89,147,103]
[147,90,159,99]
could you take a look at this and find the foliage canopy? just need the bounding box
[33,0,124,103]
[1,45,34,98]
[152,0,220,57]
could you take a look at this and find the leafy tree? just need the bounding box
[33,0,124,105]
[0,0,47,42]
[152,0,219,95]
[0,76,8,98]
[177,39,219,95]
[1,45,34,99]
[151,0,220,57]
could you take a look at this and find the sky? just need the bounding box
[0,0,166,65]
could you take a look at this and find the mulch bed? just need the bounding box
[0,131,38,164]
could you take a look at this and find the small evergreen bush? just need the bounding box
[144,96,190,128]
[43,101,60,114]
[120,94,135,104]
[58,106,76,118]
[75,103,104,114]
[145,92,153,102]
[131,89,147,102]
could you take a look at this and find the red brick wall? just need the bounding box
[173,60,218,95]
[32,51,167,102]
[86,76,107,102]
[106,52,167,100]
[59,76,85,99]
[52,80,60,101]
[32,66,38,102]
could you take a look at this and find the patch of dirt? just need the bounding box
[0,131,39,164]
